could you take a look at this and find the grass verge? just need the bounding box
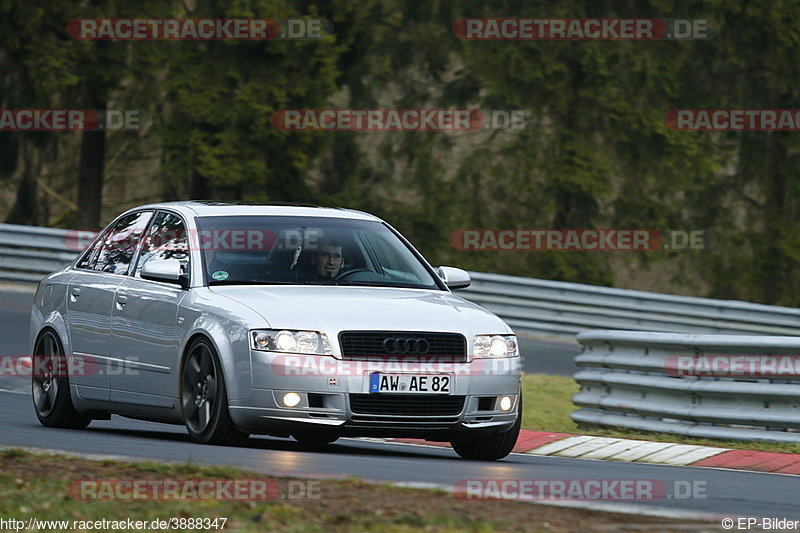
[521,373,800,455]
[0,449,701,533]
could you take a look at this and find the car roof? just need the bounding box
[126,201,382,222]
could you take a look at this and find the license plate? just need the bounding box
[369,373,451,394]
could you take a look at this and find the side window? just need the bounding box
[92,211,153,275]
[76,232,106,270]
[134,212,190,278]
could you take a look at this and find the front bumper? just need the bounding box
[228,350,522,440]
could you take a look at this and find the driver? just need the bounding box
[310,240,344,280]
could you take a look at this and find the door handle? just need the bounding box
[116,294,128,309]
[70,287,81,302]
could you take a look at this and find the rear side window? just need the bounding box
[84,211,153,274]
[134,211,190,277]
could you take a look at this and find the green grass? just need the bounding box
[0,450,688,532]
[521,373,800,455]
[0,451,503,532]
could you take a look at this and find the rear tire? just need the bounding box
[450,396,521,461]
[31,331,92,430]
[181,338,249,446]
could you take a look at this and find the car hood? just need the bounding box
[208,285,511,339]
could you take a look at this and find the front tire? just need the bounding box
[32,331,92,430]
[181,338,249,446]
[450,396,522,461]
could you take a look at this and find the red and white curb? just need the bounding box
[379,430,800,475]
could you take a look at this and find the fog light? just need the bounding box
[283,392,301,408]
[499,396,513,411]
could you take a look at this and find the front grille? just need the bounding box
[339,331,467,361]
[349,394,466,417]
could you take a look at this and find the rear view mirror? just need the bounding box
[437,266,471,289]
[141,259,189,289]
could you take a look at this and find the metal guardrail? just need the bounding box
[4,223,800,340]
[0,224,77,283]
[461,272,800,338]
[571,330,800,443]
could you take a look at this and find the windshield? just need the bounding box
[195,215,441,290]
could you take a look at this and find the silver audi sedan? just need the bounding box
[30,202,522,460]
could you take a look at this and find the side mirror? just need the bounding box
[437,266,471,289]
[141,259,189,289]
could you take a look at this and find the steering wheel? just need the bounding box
[334,267,372,280]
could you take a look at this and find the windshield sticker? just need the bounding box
[211,271,229,281]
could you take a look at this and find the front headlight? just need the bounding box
[251,329,332,355]
[474,334,518,358]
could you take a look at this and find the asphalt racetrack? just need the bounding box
[1,285,798,520]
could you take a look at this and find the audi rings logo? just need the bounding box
[382,338,431,355]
